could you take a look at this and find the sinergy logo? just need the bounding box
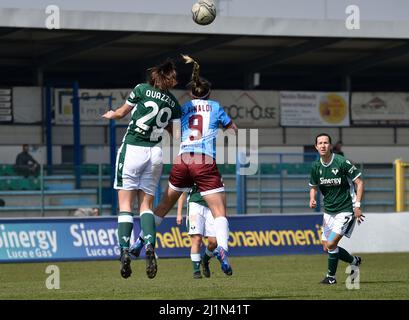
[70,223,125,257]
[0,224,57,259]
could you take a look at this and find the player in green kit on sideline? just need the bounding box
[102,59,181,279]
[309,133,365,285]
[176,185,217,279]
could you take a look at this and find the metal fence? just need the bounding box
[0,158,398,217]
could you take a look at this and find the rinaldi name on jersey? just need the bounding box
[124,83,181,147]
[309,153,362,214]
[186,104,212,113]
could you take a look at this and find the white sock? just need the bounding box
[328,247,339,254]
[139,213,163,239]
[214,216,229,252]
[190,253,201,262]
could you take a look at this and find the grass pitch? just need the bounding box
[0,253,408,300]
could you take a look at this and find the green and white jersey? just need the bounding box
[309,153,362,215]
[123,83,181,147]
[187,185,208,208]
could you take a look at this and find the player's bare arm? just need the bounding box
[102,103,133,120]
[176,192,187,225]
[224,121,238,134]
[309,186,317,209]
[353,176,365,224]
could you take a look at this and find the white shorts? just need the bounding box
[187,202,215,237]
[114,143,163,196]
[321,211,356,242]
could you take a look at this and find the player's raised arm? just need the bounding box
[102,102,133,120]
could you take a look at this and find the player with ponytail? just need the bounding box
[138,54,238,277]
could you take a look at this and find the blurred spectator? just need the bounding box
[73,207,100,217]
[333,140,344,157]
[15,144,40,177]
[0,199,5,207]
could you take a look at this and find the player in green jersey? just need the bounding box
[177,185,217,279]
[130,56,236,277]
[102,59,181,279]
[309,133,365,285]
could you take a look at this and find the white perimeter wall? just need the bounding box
[340,212,409,253]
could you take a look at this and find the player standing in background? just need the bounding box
[309,133,365,285]
[102,59,181,279]
[131,54,237,276]
[177,186,217,279]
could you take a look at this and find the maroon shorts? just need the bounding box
[168,153,224,195]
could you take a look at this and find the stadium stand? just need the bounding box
[0,159,398,216]
[0,0,408,217]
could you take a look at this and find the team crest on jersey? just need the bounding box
[332,168,339,175]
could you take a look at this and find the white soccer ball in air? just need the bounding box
[191,0,217,26]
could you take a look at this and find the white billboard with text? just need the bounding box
[280,91,350,127]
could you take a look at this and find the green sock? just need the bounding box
[191,253,201,273]
[118,211,133,249]
[140,211,156,247]
[192,261,201,273]
[202,248,213,264]
[338,247,354,263]
[327,251,339,277]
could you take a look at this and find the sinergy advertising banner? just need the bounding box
[280,91,350,127]
[54,88,279,128]
[0,215,323,263]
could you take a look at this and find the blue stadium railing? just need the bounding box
[0,160,400,216]
[228,152,320,214]
[0,164,111,216]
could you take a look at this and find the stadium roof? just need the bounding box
[1,27,409,91]
[2,0,409,39]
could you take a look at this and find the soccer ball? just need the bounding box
[191,0,217,26]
